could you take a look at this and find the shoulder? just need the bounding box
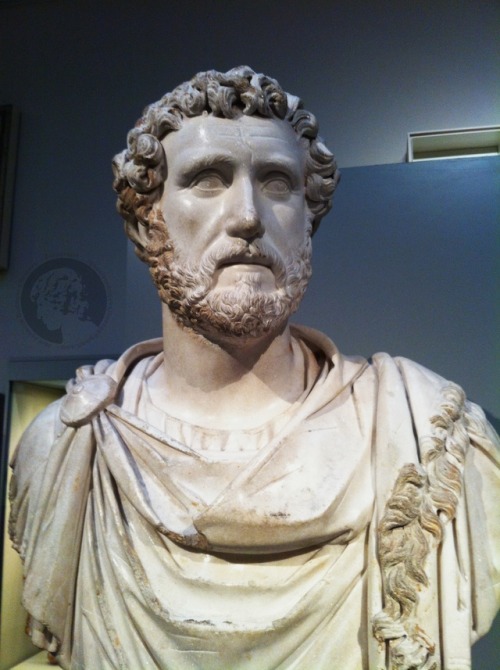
[372,352,449,391]
[9,398,65,555]
[59,339,164,427]
[370,353,499,465]
[371,353,470,421]
[376,354,497,430]
[10,354,119,473]
[10,398,64,477]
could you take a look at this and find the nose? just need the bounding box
[225,178,264,240]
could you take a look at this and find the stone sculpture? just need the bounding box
[9,67,499,670]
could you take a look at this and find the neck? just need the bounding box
[147,304,309,430]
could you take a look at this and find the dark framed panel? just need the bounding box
[0,105,20,270]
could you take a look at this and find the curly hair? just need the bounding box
[112,66,340,261]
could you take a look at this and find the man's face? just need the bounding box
[152,114,313,339]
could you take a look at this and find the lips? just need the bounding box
[217,254,272,270]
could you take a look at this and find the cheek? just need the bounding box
[161,193,224,253]
[270,200,308,241]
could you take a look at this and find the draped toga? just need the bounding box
[9,326,500,670]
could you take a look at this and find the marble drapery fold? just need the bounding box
[9,326,500,669]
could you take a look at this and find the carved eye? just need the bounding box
[263,174,292,197]
[192,172,227,194]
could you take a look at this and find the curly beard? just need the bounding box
[143,213,312,340]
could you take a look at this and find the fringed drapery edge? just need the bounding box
[373,383,469,670]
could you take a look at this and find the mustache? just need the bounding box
[198,239,287,284]
[168,239,288,304]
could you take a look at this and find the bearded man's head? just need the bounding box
[112,66,339,338]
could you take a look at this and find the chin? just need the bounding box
[170,285,298,340]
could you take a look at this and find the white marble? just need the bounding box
[10,67,500,670]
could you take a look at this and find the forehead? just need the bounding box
[162,114,305,168]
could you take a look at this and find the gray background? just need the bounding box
[0,0,498,665]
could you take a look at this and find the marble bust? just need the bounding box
[9,67,499,670]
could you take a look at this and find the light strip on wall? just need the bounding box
[407,126,500,162]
